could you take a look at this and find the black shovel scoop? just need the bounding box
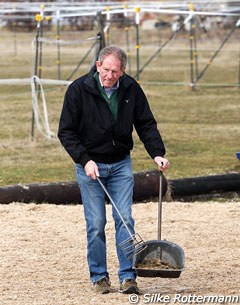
[133,171,185,278]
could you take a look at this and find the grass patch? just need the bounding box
[0,30,240,186]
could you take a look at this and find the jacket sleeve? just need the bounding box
[133,84,166,159]
[58,84,91,167]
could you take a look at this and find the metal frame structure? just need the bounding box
[0,1,239,139]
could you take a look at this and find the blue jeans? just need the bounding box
[75,156,137,284]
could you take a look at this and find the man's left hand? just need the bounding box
[154,156,170,172]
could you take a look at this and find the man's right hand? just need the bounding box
[84,160,99,180]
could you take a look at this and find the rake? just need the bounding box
[97,177,147,259]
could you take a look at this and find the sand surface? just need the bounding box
[1,201,239,304]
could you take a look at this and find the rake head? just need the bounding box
[118,233,148,259]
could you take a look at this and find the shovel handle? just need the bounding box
[158,171,163,240]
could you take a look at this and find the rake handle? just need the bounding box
[96,177,134,240]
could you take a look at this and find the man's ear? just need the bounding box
[120,68,126,76]
[96,61,101,72]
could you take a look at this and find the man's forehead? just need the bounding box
[101,58,121,69]
[102,54,120,63]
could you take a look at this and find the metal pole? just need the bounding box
[158,171,163,240]
[134,32,176,79]
[13,20,17,56]
[105,6,110,46]
[96,11,106,50]
[238,36,240,87]
[56,10,61,80]
[31,11,43,140]
[194,25,236,86]
[38,6,44,83]
[193,18,199,80]
[135,7,140,83]
[189,16,194,87]
[188,3,195,88]
[123,4,132,75]
[66,40,97,80]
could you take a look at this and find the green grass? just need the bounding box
[0,29,240,186]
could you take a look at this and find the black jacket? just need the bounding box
[58,67,166,167]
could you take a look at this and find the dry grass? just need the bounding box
[0,28,239,186]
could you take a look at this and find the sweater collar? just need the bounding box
[84,65,130,93]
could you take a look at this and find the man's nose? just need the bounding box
[107,71,113,78]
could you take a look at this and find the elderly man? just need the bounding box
[58,45,169,294]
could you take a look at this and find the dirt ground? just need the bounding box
[1,200,239,305]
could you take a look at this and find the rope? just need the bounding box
[31,75,54,139]
[30,76,71,140]
[37,36,98,46]
[0,78,71,85]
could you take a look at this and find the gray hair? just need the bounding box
[98,45,127,70]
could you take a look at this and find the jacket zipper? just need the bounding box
[99,95,115,147]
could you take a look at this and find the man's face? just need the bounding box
[96,55,125,88]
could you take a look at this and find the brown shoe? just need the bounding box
[93,277,112,294]
[119,279,139,294]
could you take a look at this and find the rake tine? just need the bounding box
[119,233,148,259]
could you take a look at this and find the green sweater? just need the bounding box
[94,72,119,125]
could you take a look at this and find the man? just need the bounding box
[58,45,170,294]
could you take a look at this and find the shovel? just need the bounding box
[133,171,185,278]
